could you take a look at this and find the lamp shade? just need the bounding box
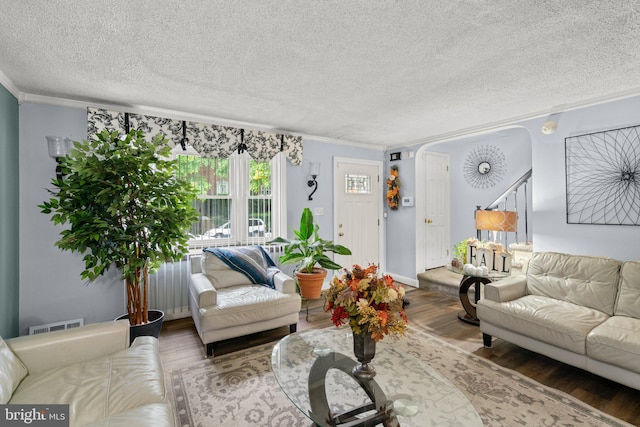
[475,210,518,232]
[309,162,320,177]
[47,136,73,158]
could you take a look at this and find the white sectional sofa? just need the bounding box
[189,247,301,356]
[477,251,640,390]
[1,320,174,426]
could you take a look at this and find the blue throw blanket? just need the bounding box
[204,246,279,289]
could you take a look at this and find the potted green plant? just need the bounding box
[453,239,470,269]
[40,129,199,339]
[269,207,351,299]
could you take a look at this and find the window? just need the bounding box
[175,152,286,249]
[345,174,372,194]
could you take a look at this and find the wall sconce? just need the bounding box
[46,136,73,180]
[307,162,320,201]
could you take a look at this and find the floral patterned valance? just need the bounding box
[186,121,242,158]
[87,107,303,165]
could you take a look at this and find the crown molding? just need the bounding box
[26,85,640,153]
[303,135,385,151]
[386,86,640,151]
[20,92,379,150]
[0,70,21,100]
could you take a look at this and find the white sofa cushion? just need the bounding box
[0,337,28,404]
[198,284,301,330]
[614,261,640,318]
[84,402,174,427]
[477,294,609,354]
[587,315,640,373]
[9,337,166,426]
[526,252,621,315]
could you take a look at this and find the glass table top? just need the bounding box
[448,266,511,279]
[272,327,482,427]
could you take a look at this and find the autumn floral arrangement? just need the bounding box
[386,165,400,209]
[325,264,409,341]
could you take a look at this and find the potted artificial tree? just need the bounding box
[270,207,351,299]
[40,129,199,340]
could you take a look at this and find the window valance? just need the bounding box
[87,107,303,165]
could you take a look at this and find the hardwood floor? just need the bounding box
[158,287,640,425]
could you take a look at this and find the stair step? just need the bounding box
[417,267,460,298]
[509,242,533,252]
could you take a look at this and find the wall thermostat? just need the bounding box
[401,196,414,207]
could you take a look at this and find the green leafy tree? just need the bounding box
[40,130,199,326]
[249,160,271,196]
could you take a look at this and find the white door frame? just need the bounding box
[333,157,385,272]
[414,147,451,275]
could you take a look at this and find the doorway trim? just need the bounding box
[414,147,452,275]
[333,157,385,272]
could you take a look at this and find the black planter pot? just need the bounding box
[115,309,164,344]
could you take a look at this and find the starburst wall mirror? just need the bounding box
[463,145,506,189]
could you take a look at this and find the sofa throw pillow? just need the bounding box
[204,246,278,289]
[0,336,28,403]
[201,251,230,271]
[614,261,640,318]
[200,252,252,289]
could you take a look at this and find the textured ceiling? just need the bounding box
[1,1,640,147]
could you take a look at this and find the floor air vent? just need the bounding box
[29,318,84,335]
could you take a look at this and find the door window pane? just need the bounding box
[345,174,372,194]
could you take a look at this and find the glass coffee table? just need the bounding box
[272,327,482,426]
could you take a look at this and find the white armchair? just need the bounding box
[189,247,301,356]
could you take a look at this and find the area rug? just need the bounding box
[168,327,632,427]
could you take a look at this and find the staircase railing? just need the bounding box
[477,169,532,247]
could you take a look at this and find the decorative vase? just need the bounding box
[352,330,377,379]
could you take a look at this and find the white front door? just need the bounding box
[424,151,451,269]
[333,158,383,270]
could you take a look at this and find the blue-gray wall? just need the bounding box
[286,139,382,241]
[17,102,383,334]
[19,103,125,336]
[524,96,640,260]
[0,84,19,338]
[385,95,640,279]
[383,151,416,281]
[384,127,532,279]
[427,127,532,247]
[17,94,640,334]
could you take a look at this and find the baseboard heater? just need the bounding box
[29,318,84,335]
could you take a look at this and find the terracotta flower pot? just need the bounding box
[295,268,327,299]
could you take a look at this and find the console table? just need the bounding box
[449,267,508,325]
[272,327,482,426]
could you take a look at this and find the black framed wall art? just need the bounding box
[565,125,640,225]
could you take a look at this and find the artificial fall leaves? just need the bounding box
[386,165,400,209]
